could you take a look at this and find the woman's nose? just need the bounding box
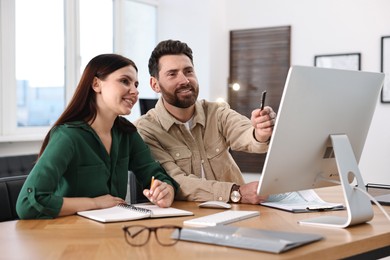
[130,84,139,95]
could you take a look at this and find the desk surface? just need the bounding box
[1,186,389,260]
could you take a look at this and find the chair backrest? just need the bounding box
[0,154,37,178]
[0,176,28,221]
[139,98,158,115]
[128,171,149,204]
[0,154,36,221]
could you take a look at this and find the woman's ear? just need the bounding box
[92,77,101,93]
[150,77,160,93]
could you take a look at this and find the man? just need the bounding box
[135,39,276,204]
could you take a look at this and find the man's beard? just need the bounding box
[159,83,199,108]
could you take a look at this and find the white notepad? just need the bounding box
[77,203,193,223]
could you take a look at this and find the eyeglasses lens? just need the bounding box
[155,226,179,246]
[125,226,150,246]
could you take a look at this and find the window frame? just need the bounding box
[0,0,78,141]
[0,0,158,142]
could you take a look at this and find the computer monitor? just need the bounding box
[257,65,385,228]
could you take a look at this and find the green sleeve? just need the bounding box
[16,129,74,219]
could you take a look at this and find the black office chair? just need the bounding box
[0,175,28,221]
[0,154,36,221]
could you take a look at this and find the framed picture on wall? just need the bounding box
[314,53,361,71]
[381,36,390,103]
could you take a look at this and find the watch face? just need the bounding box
[231,190,241,203]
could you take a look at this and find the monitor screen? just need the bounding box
[257,66,384,197]
[139,98,158,115]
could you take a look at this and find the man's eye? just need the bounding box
[185,69,194,75]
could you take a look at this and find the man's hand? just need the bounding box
[240,181,268,204]
[251,106,276,143]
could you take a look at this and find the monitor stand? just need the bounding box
[299,134,374,228]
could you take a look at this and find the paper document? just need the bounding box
[173,225,323,253]
[261,189,344,213]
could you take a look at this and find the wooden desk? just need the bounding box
[1,186,389,260]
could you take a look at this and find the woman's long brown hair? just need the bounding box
[38,54,138,158]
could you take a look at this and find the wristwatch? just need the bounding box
[230,184,242,203]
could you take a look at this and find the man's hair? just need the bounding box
[148,39,193,78]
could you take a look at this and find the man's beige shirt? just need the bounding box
[134,98,269,202]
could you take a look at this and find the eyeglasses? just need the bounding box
[122,225,182,246]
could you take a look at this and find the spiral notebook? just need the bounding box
[77,203,193,223]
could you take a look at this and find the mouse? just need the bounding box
[198,201,232,209]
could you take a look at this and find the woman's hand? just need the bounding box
[92,194,126,209]
[59,194,125,217]
[143,179,175,208]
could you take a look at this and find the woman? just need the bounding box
[16,54,177,219]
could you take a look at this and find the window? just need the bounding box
[80,0,113,73]
[15,0,65,127]
[0,0,157,141]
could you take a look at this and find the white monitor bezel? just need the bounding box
[256,65,384,227]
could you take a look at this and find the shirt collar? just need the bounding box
[154,98,206,131]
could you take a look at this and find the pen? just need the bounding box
[151,176,155,189]
[260,91,267,110]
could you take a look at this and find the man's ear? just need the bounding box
[150,77,160,93]
[92,77,101,93]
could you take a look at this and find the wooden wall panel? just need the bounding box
[229,26,291,173]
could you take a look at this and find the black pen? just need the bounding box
[260,91,267,110]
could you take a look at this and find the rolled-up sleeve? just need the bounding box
[16,130,74,219]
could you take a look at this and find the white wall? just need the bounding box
[158,0,390,184]
[0,141,42,157]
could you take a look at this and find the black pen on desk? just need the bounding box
[260,91,267,110]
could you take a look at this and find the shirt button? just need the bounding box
[216,148,220,152]
[27,188,32,193]
[218,196,223,201]
[175,153,180,157]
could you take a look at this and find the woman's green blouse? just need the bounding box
[16,121,178,219]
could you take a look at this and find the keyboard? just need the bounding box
[183,210,260,227]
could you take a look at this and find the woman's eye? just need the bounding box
[121,79,129,85]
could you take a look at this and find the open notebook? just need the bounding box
[77,203,193,223]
